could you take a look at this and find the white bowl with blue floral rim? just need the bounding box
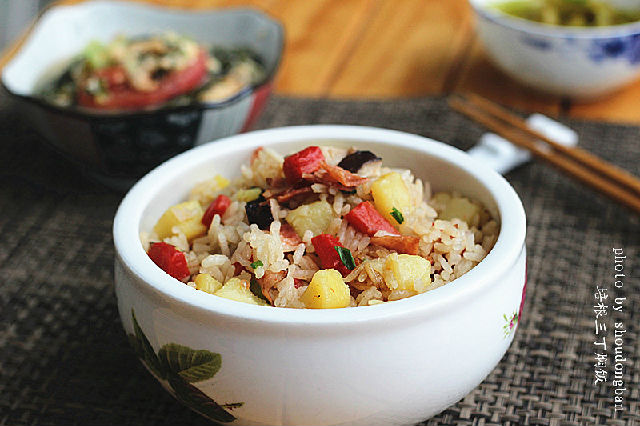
[469,0,640,98]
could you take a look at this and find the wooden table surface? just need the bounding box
[4,0,640,124]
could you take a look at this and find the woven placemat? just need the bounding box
[0,94,638,426]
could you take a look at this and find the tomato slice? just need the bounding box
[77,48,208,110]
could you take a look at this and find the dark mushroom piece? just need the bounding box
[245,195,274,230]
[337,150,381,173]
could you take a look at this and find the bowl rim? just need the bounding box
[0,0,284,119]
[470,0,640,38]
[113,125,527,325]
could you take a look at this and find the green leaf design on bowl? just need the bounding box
[131,310,165,379]
[127,309,242,422]
[169,372,236,423]
[158,343,222,383]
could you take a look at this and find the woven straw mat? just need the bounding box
[0,94,638,426]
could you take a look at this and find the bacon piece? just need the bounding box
[202,194,231,228]
[283,146,325,184]
[280,223,303,252]
[302,169,366,191]
[147,242,190,281]
[251,147,264,165]
[275,186,314,203]
[293,278,306,289]
[256,270,287,304]
[370,235,421,255]
[345,201,399,236]
[265,176,286,189]
[319,162,368,187]
[233,262,245,276]
[311,234,352,277]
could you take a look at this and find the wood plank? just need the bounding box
[567,79,640,123]
[329,0,473,97]
[267,0,380,96]
[452,38,563,117]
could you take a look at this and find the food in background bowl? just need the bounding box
[141,145,499,308]
[492,0,640,26]
[470,0,640,97]
[1,2,283,189]
[38,32,265,110]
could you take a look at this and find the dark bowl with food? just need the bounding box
[1,0,283,189]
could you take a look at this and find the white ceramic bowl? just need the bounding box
[113,125,527,426]
[470,0,640,98]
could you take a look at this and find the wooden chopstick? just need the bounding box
[464,93,640,195]
[448,94,640,214]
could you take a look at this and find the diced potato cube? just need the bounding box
[431,192,451,208]
[371,172,412,226]
[234,187,262,203]
[300,269,350,309]
[286,200,334,238]
[194,273,223,294]
[213,175,230,190]
[189,174,230,205]
[437,194,481,227]
[214,278,268,306]
[153,201,207,241]
[383,254,431,292]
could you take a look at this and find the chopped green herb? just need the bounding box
[334,246,355,270]
[249,278,269,302]
[390,207,404,224]
[250,260,263,269]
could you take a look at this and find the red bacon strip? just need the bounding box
[256,270,287,304]
[280,223,303,252]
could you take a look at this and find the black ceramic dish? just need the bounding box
[1,1,283,190]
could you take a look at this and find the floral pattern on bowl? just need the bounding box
[128,310,242,423]
[588,33,640,64]
[502,311,519,338]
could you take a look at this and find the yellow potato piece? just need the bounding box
[189,174,230,205]
[214,278,268,306]
[437,194,481,227]
[194,273,223,294]
[153,200,207,241]
[371,172,412,226]
[300,269,350,309]
[213,175,230,190]
[383,254,431,292]
[286,200,334,238]
[234,187,262,203]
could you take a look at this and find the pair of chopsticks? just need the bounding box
[449,93,640,215]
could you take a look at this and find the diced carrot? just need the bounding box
[311,234,352,277]
[147,242,190,281]
[283,146,325,184]
[345,201,399,236]
[202,194,231,228]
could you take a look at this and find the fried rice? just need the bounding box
[141,145,499,308]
